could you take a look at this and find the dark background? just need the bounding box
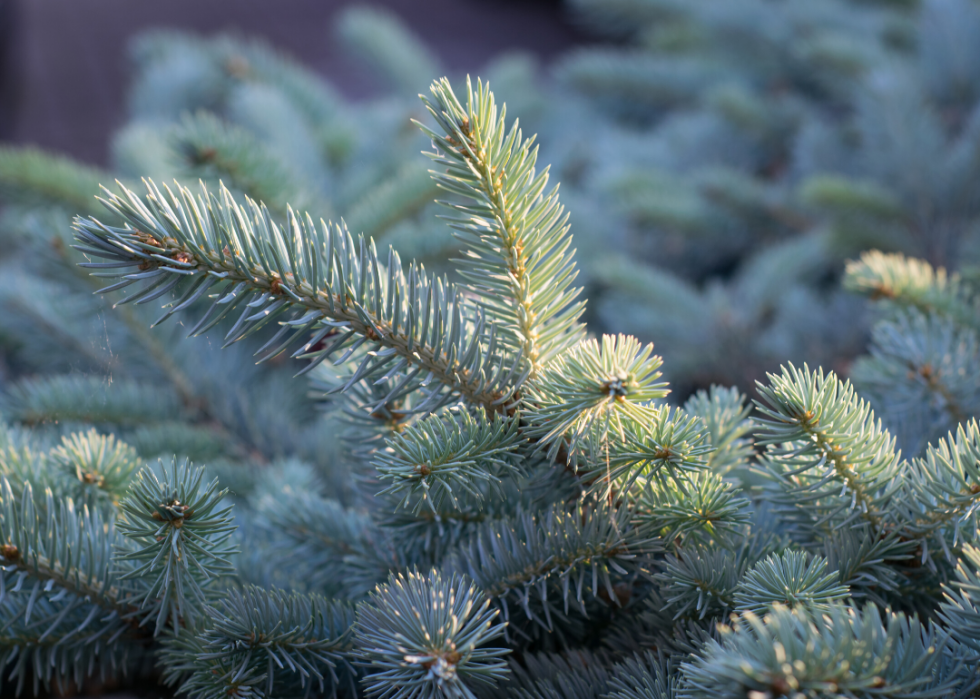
[0,0,588,166]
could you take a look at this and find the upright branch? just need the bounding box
[418,77,586,379]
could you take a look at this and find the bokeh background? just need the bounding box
[0,0,582,165]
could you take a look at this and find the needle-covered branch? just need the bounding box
[844,251,980,330]
[2,376,182,428]
[449,503,660,625]
[0,146,115,216]
[850,311,980,456]
[679,604,964,699]
[682,386,755,476]
[5,60,976,698]
[161,586,356,698]
[419,77,586,377]
[939,544,980,657]
[0,481,137,623]
[892,421,980,561]
[375,408,524,513]
[253,489,373,598]
[47,430,141,508]
[754,363,901,534]
[732,550,850,615]
[73,180,522,414]
[0,481,146,694]
[116,460,237,634]
[636,471,751,547]
[354,569,509,699]
[524,334,669,466]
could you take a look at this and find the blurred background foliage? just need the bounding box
[548,0,980,396]
[2,0,980,480]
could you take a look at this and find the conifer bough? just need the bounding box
[0,77,975,697]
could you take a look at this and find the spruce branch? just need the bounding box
[895,420,980,554]
[116,459,237,634]
[845,250,979,330]
[850,311,980,455]
[128,29,346,132]
[375,488,511,569]
[375,408,523,514]
[754,363,901,533]
[0,598,137,697]
[939,544,980,655]
[419,77,586,377]
[161,586,356,698]
[0,480,148,695]
[822,528,913,607]
[354,568,509,699]
[636,470,751,547]
[48,429,141,508]
[163,111,330,221]
[0,273,118,374]
[0,203,241,459]
[597,407,713,495]
[523,334,669,466]
[0,438,65,501]
[0,425,140,506]
[555,49,715,121]
[606,651,676,699]
[0,146,115,216]
[344,161,439,239]
[655,545,748,621]
[127,423,229,463]
[372,460,563,571]
[503,649,615,698]
[255,490,372,598]
[0,480,137,625]
[566,0,675,39]
[450,503,660,624]
[10,200,273,467]
[114,305,204,413]
[800,175,906,221]
[2,375,182,427]
[20,47,980,697]
[337,6,441,94]
[732,550,850,614]
[624,591,725,659]
[683,386,755,476]
[311,362,422,464]
[678,604,962,699]
[73,180,519,413]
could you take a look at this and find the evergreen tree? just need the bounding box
[0,72,977,697]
